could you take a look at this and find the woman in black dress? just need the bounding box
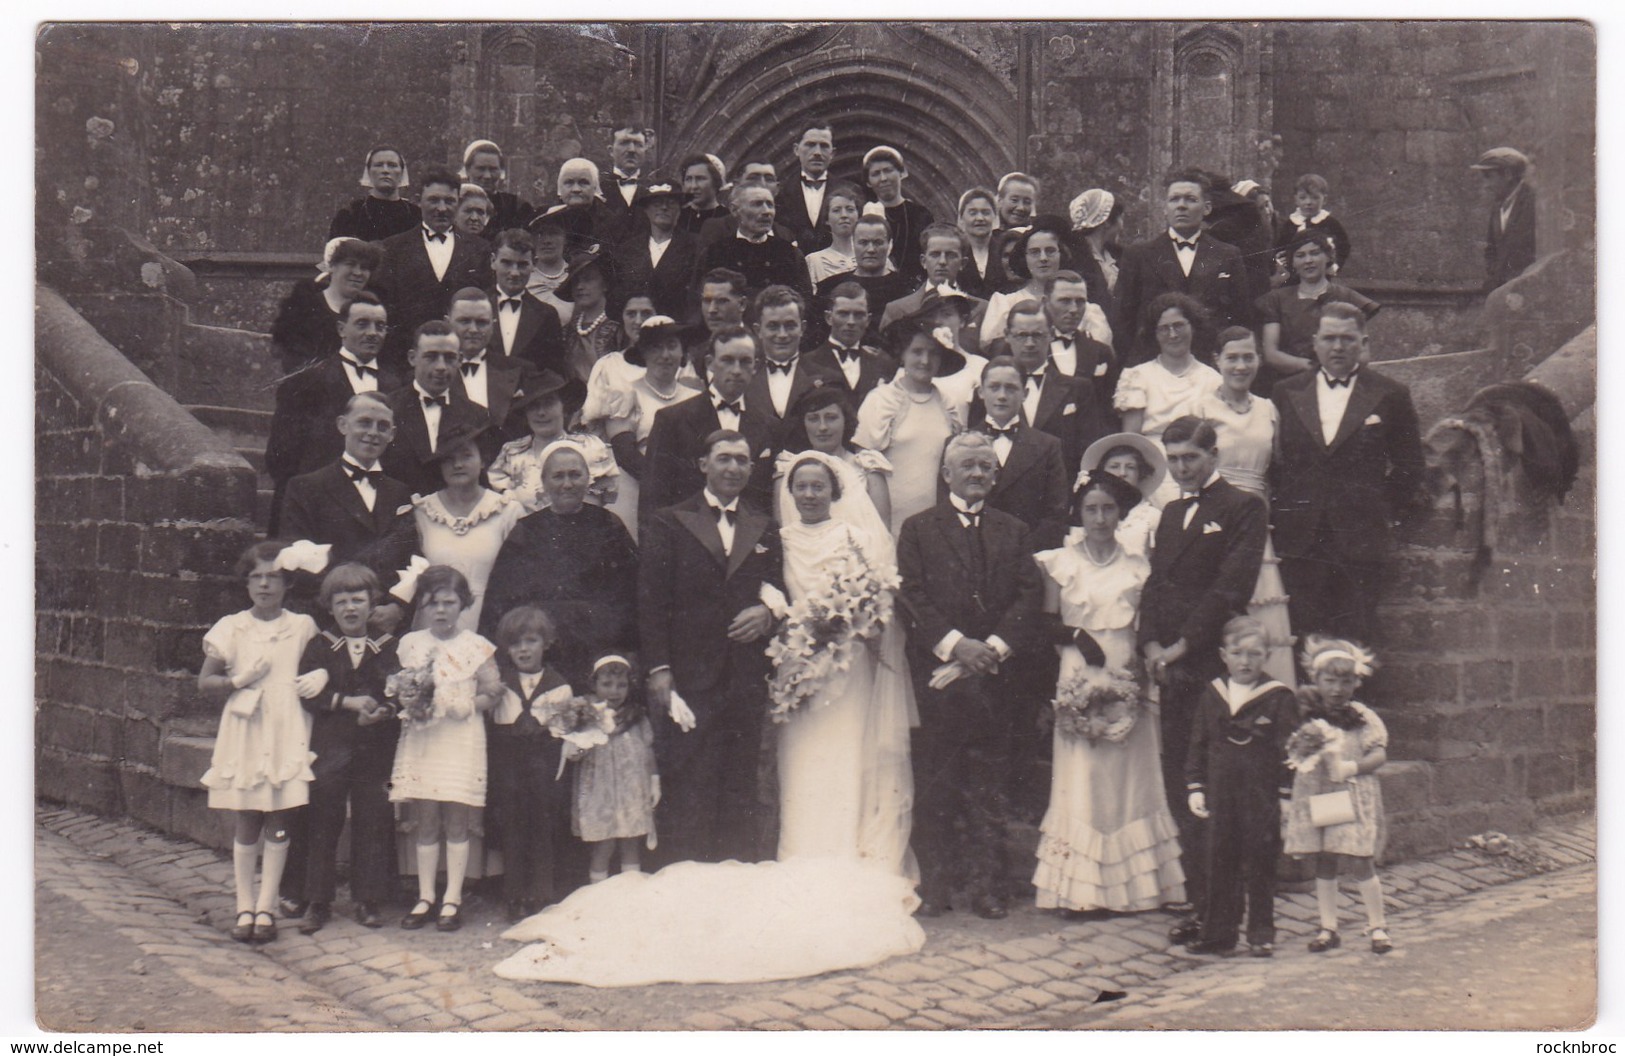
[328,146,420,243]
[270,237,384,374]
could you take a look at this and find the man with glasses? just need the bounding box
[999,300,1109,478]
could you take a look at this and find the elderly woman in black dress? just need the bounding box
[270,237,384,373]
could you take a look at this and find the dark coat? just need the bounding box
[1484,183,1537,291]
[298,631,403,768]
[641,392,778,516]
[963,420,1071,553]
[1269,367,1425,566]
[1114,232,1252,364]
[328,196,421,244]
[280,460,418,592]
[697,234,813,302]
[265,356,407,488]
[1137,475,1266,662]
[269,280,344,374]
[489,291,567,378]
[372,229,493,369]
[800,341,898,406]
[378,385,492,499]
[775,172,834,254]
[742,359,835,453]
[896,502,1043,663]
[452,349,540,441]
[1018,365,1112,482]
[614,229,704,320]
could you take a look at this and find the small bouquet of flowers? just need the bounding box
[546,696,617,754]
[1052,665,1144,744]
[1285,718,1339,771]
[385,663,435,724]
[765,539,899,724]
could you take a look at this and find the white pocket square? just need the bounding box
[1364,414,1383,426]
[753,543,769,555]
[1202,521,1223,534]
[1217,271,1232,279]
[1061,403,1077,416]
[759,448,773,459]
[1093,362,1109,376]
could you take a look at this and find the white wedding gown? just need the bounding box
[495,466,923,986]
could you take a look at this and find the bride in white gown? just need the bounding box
[495,451,922,986]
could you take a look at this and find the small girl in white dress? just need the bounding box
[389,565,503,933]
[197,540,324,944]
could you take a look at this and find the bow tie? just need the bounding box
[460,360,484,377]
[422,393,448,409]
[1180,489,1203,503]
[1052,332,1075,348]
[766,358,796,375]
[709,504,737,526]
[618,176,639,187]
[344,462,383,486]
[1323,371,1355,389]
[1023,370,1045,386]
[341,357,378,379]
[425,230,447,243]
[802,177,826,188]
[500,297,522,313]
[715,398,742,416]
[1173,239,1198,251]
[985,421,1019,439]
[956,509,982,529]
[832,346,861,365]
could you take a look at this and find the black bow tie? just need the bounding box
[425,230,447,243]
[985,421,1019,439]
[618,176,639,187]
[1023,370,1045,386]
[500,297,522,312]
[341,357,378,379]
[1052,332,1075,348]
[1323,371,1355,389]
[715,398,742,417]
[460,360,484,377]
[1174,239,1198,251]
[766,358,796,375]
[710,504,736,526]
[422,393,448,409]
[802,177,826,188]
[344,462,383,486]
[832,346,861,366]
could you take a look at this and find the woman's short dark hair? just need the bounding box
[495,605,556,649]
[318,563,381,609]
[1096,444,1149,478]
[329,238,384,271]
[1071,471,1142,525]
[679,153,723,191]
[1007,216,1074,281]
[1141,291,1212,355]
[786,386,857,451]
[788,456,843,501]
[235,539,291,580]
[416,565,474,609]
[1215,325,1256,353]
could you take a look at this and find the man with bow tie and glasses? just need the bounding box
[1137,415,1266,946]
[380,321,491,499]
[265,292,405,534]
[1113,170,1252,367]
[1000,300,1110,480]
[776,125,836,253]
[897,432,1043,919]
[1270,302,1424,646]
[640,429,786,865]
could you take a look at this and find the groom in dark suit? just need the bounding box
[1114,170,1252,365]
[640,430,786,865]
[1138,415,1266,942]
[897,432,1044,919]
[1271,302,1424,645]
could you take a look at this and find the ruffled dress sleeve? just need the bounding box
[202,612,242,666]
[1033,547,1080,593]
[1113,363,1149,413]
[853,383,906,451]
[1354,702,1389,752]
[582,353,642,425]
[852,448,893,477]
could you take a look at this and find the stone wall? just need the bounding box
[35,286,260,848]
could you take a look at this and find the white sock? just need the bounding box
[443,839,470,905]
[255,838,289,914]
[416,842,441,903]
[588,869,610,884]
[1358,875,1387,931]
[1314,877,1340,931]
[233,839,261,914]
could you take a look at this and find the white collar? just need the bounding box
[1168,228,1202,245]
[1214,677,1286,710]
[340,453,378,472]
[948,493,984,515]
[1289,208,1330,226]
[703,489,738,512]
[735,230,771,245]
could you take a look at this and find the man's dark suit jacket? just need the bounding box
[280,461,417,593]
[597,172,648,249]
[489,291,566,378]
[372,229,493,369]
[1113,232,1252,364]
[896,502,1043,671]
[453,349,539,442]
[800,341,898,406]
[638,493,784,760]
[615,230,704,320]
[961,420,1071,553]
[641,394,778,516]
[742,359,835,454]
[379,385,491,498]
[1137,475,1266,662]
[696,215,799,251]
[775,172,833,254]
[1019,365,1111,481]
[298,630,403,767]
[1051,329,1121,430]
[264,357,406,532]
[1485,183,1537,292]
[697,234,813,302]
[1269,367,1425,567]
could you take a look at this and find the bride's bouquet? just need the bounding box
[1052,665,1144,744]
[765,538,899,724]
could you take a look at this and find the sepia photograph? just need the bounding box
[29,15,1599,1038]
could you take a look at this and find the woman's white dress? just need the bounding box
[495,479,924,987]
[854,382,961,535]
[1193,390,1296,687]
[1031,545,1186,911]
[412,489,523,631]
[1113,357,1223,506]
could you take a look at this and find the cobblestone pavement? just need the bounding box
[34,804,1596,1031]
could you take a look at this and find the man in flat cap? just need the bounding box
[1471,147,1537,293]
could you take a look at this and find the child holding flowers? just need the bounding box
[569,654,658,884]
[1283,635,1393,954]
[1183,616,1298,957]
[388,565,502,932]
[197,540,325,944]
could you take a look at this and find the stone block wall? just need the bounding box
[36,286,259,849]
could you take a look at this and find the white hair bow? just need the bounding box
[388,555,432,604]
[274,540,331,575]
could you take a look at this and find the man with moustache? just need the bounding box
[697,162,800,249]
[776,125,836,253]
[599,123,652,246]
[696,182,812,301]
[380,321,490,498]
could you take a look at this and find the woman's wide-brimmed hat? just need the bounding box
[1079,431,1168,498]
[884,310,967,377]
[623,315,685,367]
[424,420,492,465]
[510,369,587,415]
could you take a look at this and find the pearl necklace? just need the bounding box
[575,310,606,336]
[1082,539,1120,567]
